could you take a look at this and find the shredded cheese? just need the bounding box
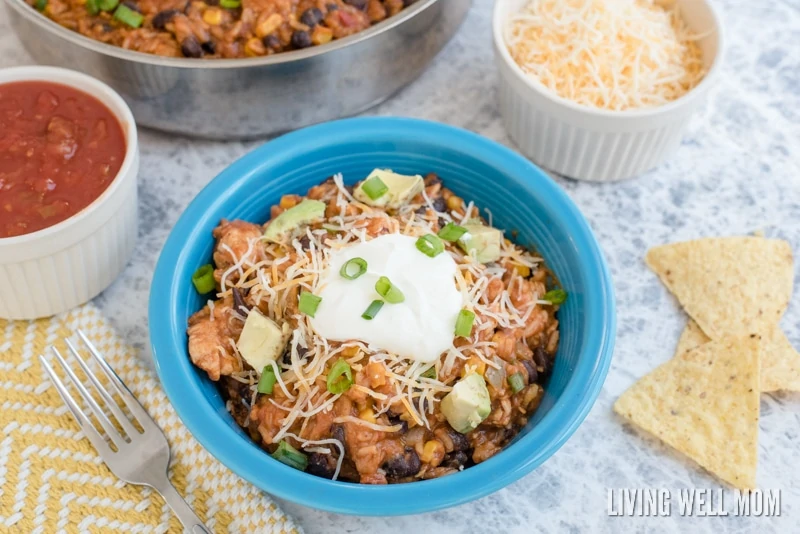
[506,0,707,110]
[208,172,552,461]
[333,416,404,433]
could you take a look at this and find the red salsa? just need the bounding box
[0,81,126,238]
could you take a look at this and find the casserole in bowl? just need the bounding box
[149,117,615,514]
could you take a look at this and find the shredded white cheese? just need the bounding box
[214,174,549,447]
[506,0,708,110]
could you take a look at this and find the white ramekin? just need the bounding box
[0,66,139,320]
[493,0,724,182]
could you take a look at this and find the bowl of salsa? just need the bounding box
[0,66,139,319]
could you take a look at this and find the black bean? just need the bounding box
[331,424,345,445]
[389,418,408,435]
[202,40,216,55]
[343,0,367,9]
[432,197,446,213]
[282,345,308,365]
[263,34,281,50]
[121,1,140,11]
[522,359,538,384]
[291,30,312,49]
[231,287,250,313]
[447,427,470,451]
[533,346,553,376]
[414,206,428,215]
[306,452,337,479]
[442,450,468,469]
[181,36,203,58]
[151,9,179,30]
[384,447,421,478]
[424,173,442,186]
[533,346,548,368]
[326,2,338,10]
[298,235,311,250]
[300,7,324,27]
[100,22,113,32]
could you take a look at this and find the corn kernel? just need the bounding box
[359,407,376,424]
[342,346,360,358]
[461,356,486,377]
[256,13,284,38]
[312,26,334,45]
[203,8,223,25]
[366,361,387,388]
[421,440,445,465]
[446,195,463,211]
[279,195,298,209]
[514,264,531,278]
[245,37,266,57]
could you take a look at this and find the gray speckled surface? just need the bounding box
[2,0,799,532]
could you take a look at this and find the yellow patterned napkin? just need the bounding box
[0,304,300,533]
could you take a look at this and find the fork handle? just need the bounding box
[154,479,213,534]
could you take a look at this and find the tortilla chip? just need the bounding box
[675,318,710,355]
[646,237,794,339]
[614,336,760,490]
[677,319,800,393]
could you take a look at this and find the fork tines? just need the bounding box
[38,330,149,452]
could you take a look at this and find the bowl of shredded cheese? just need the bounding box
[493,0,723,181]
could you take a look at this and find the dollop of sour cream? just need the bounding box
[311,234,463,363]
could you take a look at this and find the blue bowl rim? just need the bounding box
[148,117,616,516]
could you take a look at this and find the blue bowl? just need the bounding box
[149,117,615,516]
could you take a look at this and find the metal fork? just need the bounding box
[39,330,211,534]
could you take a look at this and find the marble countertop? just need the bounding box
[2,0,799,532]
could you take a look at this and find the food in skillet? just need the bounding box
[26,0,417,59]
[187,169,565,483]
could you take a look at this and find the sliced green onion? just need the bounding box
[34,0,47,10]
[375,276,405,304]
[97,0,118,11]
[191,264,215,294]
[508,372,525,393]
[415,234,444,258]
[361,176,388,200]
[326,358,353,394]
[340,257,367,280]
[86,0,99,14]
[113,4,143,27]
[437,222,468,242]
[219,0,241,7]
[542,289,567,305]
[361,299,384,320]
[271,440,308,471]
[298,291,322,317]
[257,365,277,394]
[455,308,475,337]
[421,366,436,380]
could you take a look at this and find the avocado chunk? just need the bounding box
[354,169,424,208]
[440,373,491,434]
[236,310,291,371]
[457,222,503,263]
[264,199,325,241]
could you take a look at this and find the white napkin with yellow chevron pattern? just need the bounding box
[0,304,300,533]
